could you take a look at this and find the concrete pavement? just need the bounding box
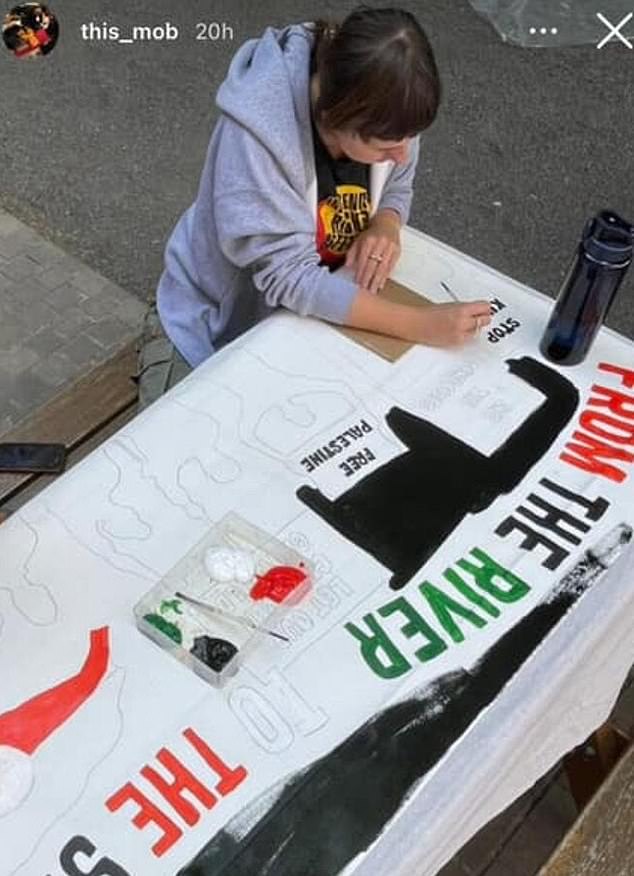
[0,208,144,434]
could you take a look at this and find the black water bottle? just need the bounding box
[539,210,633,366]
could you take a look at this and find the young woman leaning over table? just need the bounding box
[138,6,492,407]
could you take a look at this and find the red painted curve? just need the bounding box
[0,626,110,755]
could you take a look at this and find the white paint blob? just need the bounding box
[0,746,33,817]
[204,547,255,584]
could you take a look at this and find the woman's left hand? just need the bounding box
[345,209,401,294]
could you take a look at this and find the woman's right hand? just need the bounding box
[410,301,492,347]
[345,289,492,348]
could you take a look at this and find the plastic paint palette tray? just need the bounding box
[134,513,311,686]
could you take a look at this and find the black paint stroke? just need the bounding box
[297,357,579,589]
[178,525,631,876]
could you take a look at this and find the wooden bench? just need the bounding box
[0,341,138,511]
[539,736,634,876]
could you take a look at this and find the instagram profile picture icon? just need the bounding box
[2,2,59,58]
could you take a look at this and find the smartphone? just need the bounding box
[0,443,67,474]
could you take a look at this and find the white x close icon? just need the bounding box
[596,12,634,49]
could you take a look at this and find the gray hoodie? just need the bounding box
[157,24,420,367]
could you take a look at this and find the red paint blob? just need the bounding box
[250,565,307,603]
[0,627,110,754]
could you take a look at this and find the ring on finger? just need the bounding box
[369,253,384,262]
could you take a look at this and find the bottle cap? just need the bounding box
[584,210,633,266]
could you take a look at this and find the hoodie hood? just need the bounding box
[157,23,419,367]
[216,25,315,193]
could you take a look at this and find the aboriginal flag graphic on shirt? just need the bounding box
[313,123,372,268]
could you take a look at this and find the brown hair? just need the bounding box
[311,6,441,141]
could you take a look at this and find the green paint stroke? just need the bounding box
[457,548,531,603]
[443,568,501,618]
[419,582,487,643]
[345,614,412,679]
[379,597,448,662]
[345,549,532,680]
[144,613,183,645]
[160,598,183,615]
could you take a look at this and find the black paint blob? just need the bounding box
[179,526,631,876]
[190,636,238,672]
[297,357,579,589]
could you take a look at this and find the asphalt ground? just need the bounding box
[1,0,633,337]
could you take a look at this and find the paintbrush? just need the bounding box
[175,591,290,643]
[440,281,459,302]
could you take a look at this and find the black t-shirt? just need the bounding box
[313,121,372,268]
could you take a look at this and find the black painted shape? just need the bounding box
[297,357,579,589]
[59,834,131,876]
[178,526,631,876]
[190,636,238,672]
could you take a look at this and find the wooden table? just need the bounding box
[540,740,634,876]
[1,227,633,876]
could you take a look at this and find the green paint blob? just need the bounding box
[144,612,183,644]
[160,598,183,616]
[443,568,501,618]
[379,597,447,663]
[457,547,531,603]
[419,582,487,643]
[345,614,411,679]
